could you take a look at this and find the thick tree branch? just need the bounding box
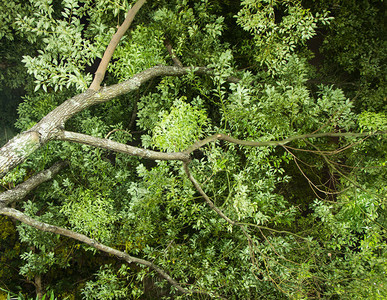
[0,161,68,209]
[90,0,147,90]
[57,130,190,161]
[0,207,194,294]
[0,66,208,179]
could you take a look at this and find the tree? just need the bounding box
[0,0,386,298]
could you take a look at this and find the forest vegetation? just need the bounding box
[0,0,386,299]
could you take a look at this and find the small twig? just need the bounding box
[285,146,339,196]
[128,95,138,129]
[105,128,132,139]
[308,140,387,202]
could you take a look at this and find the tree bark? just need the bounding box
[0,66,208,179]
[90,0,147,90]
[35,273,43,300]
[0,160,68,209]
[57,130,190,161]
[0,207,194,295]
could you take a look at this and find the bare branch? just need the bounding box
[184,132,385,154]
[0,207,193,295]
[0,161,68,208]
[57,130,190,161]
[105,128,131,139]
[284,147,338,199]
[90,0,147,90]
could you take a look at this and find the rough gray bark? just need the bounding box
[0,66,208,179]
[0,160,68,209]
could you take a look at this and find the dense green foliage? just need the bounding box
[1,0,386,299]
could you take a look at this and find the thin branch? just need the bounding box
[183,161,235,226]
[0,207,193,295]
[105,129,131,139]
[182,162,275,291]
[309,140,387,202]
[184,132,385,154]
[283,146,340,196]
[90,0,147,90]
[164,37,183,67]
[257,227,301,266]
[128,91,139,129]
[285,135,370,156]
[57,130,190,161]
[187,131,385,155]
[237,222,311,241]
[0,161,68,208]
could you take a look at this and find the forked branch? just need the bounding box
[164,37,183,67]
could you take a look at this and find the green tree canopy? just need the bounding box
[0,0,386,299]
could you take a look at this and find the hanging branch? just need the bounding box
[183,161,235,226]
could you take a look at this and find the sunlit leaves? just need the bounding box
[152,98,208,151]
[16,0,102,92]
[152,0,227,65]
[358,111,387,132]
[61,190,118,242]
[82,265,134,299]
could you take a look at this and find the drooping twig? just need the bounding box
[282,146,341,197]
[128,93,139,129]
[183,161,235,226]
[105,128,131,139]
